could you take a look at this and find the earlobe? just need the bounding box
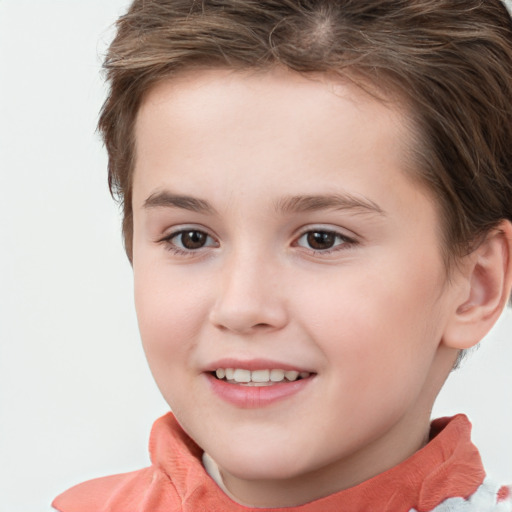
[443,220,512,350]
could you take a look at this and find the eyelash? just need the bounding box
[159,228,218,256]
[158,227,357,256]
[294,229,357,255]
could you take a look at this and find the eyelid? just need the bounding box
[293,225,359,253]
[155,223,358,256]
[157,225,220,255]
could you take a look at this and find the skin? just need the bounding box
[131,68,476,507]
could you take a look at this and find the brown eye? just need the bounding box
[165,229,218,253]
[296,229,354,253]
[178,230,208,249]
[306,231,336,250]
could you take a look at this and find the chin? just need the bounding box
[210,439,316,481]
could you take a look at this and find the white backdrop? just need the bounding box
[0,2,511,511]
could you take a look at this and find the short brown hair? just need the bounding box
[99,0,512,269]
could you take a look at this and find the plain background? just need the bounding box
[1,1,511,511]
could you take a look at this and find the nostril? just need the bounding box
[208,298,288,333]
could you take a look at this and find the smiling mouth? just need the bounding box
[211,368,312,386]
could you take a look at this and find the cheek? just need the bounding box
[133,265,209,378]
[297,276,443,447]
[296,256,446,377]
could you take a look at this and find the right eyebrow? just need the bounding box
[274,193,385,216]
[143,191,217,215]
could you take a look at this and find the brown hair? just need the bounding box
[99,0,512,271]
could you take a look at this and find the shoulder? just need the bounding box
[51,413,215,512]
[51,466,181,512]
[415,480,512,512]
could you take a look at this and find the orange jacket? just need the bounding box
[53,414,499,512]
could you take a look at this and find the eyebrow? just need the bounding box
[143,190,384,217]
[143,191,217,215]
[274,194,385,216]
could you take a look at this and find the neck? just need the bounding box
[220,408,432,507]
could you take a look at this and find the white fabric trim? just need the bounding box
[202,452,250,505]
[202,452,227,493]
[202,452,271,508]
[410,480,512,512]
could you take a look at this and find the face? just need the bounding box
[132,68,462,507]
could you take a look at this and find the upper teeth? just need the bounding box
[215,368,310,383]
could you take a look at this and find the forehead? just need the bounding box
[133,68,418,202]
[136,68,407,143]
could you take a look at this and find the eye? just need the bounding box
[173,230,209,250]
[296,229,354,252]
[162,228,218,254]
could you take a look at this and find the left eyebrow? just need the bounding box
[143,191,217,215]
[274,194,385,216]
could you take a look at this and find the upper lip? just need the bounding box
[204,358,314,373]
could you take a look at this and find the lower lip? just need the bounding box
[205,373,313,408]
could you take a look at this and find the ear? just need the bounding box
[442,220,512,350]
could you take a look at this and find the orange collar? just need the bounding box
[53,414,485,512]
[149,413,485,512]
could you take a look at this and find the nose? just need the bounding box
[208,251,288,335]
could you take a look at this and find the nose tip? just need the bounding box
[209,297,288,334]
[208,272,288,335]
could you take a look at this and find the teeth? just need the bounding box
[233,369,251,383]
[284,370,299,381]
[214,368,310,384]
[251,369,270,382]
[270,369,285,382]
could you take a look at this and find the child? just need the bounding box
[53,0,512,510]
